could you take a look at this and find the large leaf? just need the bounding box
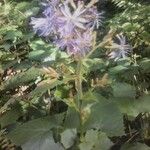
[22,131,64,150]
[92,132,113,150]
[64,108,80,129]
[114,95,150,117]
[61,129,77,149]
[112,82,136,98]
[114,98,139,117]
[79,130,113,150]
[84,99,124,136]
[7,114,64,146]
[137,95,150,112]
[79,130,98,150]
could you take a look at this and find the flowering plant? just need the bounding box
[1,0,150,149]
[28,0,134,148]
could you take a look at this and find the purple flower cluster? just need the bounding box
[30,0,103,56]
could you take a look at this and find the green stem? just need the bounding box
[75,58,84,138]
[76,59,83,105]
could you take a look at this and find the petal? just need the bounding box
[74,21,86,29]
[61,4,72,18]
[73,4,85,17]
[77,17,89,23]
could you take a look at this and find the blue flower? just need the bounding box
[58,2,88,34]
[86,7,104,29]
[108,34,132,61]
[54,34,75,50]
[72,30,93,56]
[30,0,104,57]
[30,1,59,37]
[42,0,60,16]
[54,29,93,56]
[30,16,56,36]
[42,5,55,17]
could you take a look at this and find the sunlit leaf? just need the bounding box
[79,130,113,150]
[61,129,77,149]
[112,82,136,98]
[84,99,124,136]
[7,114,64,145]
[22,131,64,150]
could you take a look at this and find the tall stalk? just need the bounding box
[76,59,83,107]
[75,58,84,138]
[74,34,109,139]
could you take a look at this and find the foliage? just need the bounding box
[0,0,150,150]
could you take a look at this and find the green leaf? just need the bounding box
[112,82,136,98]
[29,39,53,51]
[140,58,150,72]
[4,30,23,41]
[24,7,39,17]
[15,2,32,11]
[1,67,43,90]
[135,95,150,113]
[79,130,98,150]
[83,58,105,73]
[114,95,150,117]
[22,131,64,150]
[29,79,64,102]
[64,108,80,129]
[14,1,39,18]
[92,132,113,150]
[55,85,70,99]
[109,65,128,74]
[61,129,77,149]
[7,114,64,146]
[114,98,139,117]
[84,99,124,136]
[79,130,113,150]
[28,39,57,61]
[0,106,22,128]
[28,50,45,59]
[12,1,39,22]
[82,91,98,103]
[121,143,150,150]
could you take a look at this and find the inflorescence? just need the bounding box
[30,0,132,60]
[30,0,103,57]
